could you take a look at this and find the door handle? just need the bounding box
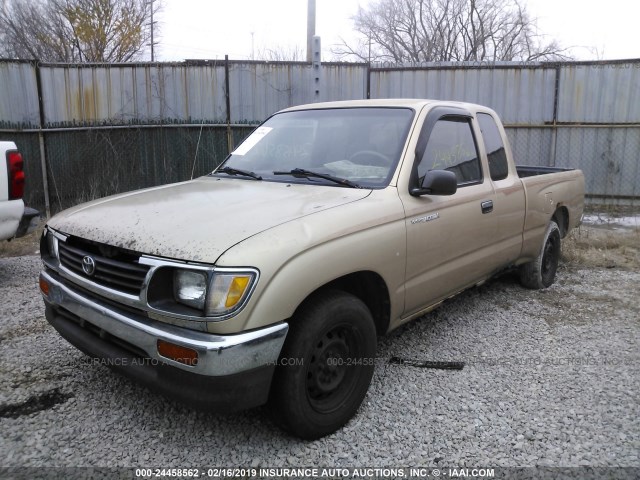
[481,200,493,214]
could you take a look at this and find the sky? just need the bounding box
[153,0,640,62]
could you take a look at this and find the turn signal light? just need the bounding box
[157,340,198,366]
[225,276,250,307]
[39,277,50,296]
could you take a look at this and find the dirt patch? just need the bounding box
[0,388,72,419]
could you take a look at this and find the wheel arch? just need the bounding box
[293,271,391,336]
[552,205,570,238]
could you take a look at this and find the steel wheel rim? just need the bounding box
[306,324,361,414]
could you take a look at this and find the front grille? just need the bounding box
[58,238,150,296]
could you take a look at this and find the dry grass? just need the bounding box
[0,222,45,258]
[584,202,640,217]
[562,224,640,270]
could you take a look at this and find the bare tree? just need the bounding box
[0,0,160,62]
[332,0,570,63]
[257,45,306,62]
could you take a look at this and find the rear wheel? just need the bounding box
[269,290,377,440]
[519,220,561,289]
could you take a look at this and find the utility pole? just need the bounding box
[306,0,316,62]
[149,0,155,61]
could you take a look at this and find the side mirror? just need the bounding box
[410,170,457,196]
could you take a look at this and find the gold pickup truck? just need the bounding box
[39,99,584,439]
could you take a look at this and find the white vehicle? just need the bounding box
[1,141,39,241]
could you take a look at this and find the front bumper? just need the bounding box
[40,269,289,411]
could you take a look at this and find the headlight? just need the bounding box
[173,270,207,310]
[41,227,59,262]
[206,273,254,316]
[47,231,59,260]
[157,267,257,318]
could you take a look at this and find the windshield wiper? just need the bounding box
[273,168,363,189]
[215,166,262,180]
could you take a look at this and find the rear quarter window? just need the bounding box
[477,113,509,181]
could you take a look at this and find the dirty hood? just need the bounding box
[48,177,371,263]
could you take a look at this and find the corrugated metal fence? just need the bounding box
[0,58,638,215]
[370,62,640,205]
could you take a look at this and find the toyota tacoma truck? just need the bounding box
[1,141,39,241]
[39,99,584,439]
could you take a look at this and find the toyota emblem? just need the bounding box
[82,256,96,276]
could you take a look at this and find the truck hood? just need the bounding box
[48,177,371,263]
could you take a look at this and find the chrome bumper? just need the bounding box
[40,269,288,377]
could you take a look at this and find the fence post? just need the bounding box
[224,55,234,154]
[34,61,51,218]
[549,64,561,168]
[312,36,321,102]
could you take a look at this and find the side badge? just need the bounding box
[411,212,440,224]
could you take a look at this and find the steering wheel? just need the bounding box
[348,150,391,167]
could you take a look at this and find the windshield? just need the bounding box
[216,107,414,188]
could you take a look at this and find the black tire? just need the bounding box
[519,220,561,289]
[269,290,377,440]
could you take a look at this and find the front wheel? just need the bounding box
[269,290,377,440]
[519,220,561,289]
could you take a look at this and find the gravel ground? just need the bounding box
[0,254,639,470]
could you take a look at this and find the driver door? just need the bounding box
[400,108,497,318]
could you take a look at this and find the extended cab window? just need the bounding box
[417,118,481,186]
[477,113,509,181]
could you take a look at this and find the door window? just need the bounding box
[417,118,482,186]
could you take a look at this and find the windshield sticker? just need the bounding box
[232,127,273,156]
